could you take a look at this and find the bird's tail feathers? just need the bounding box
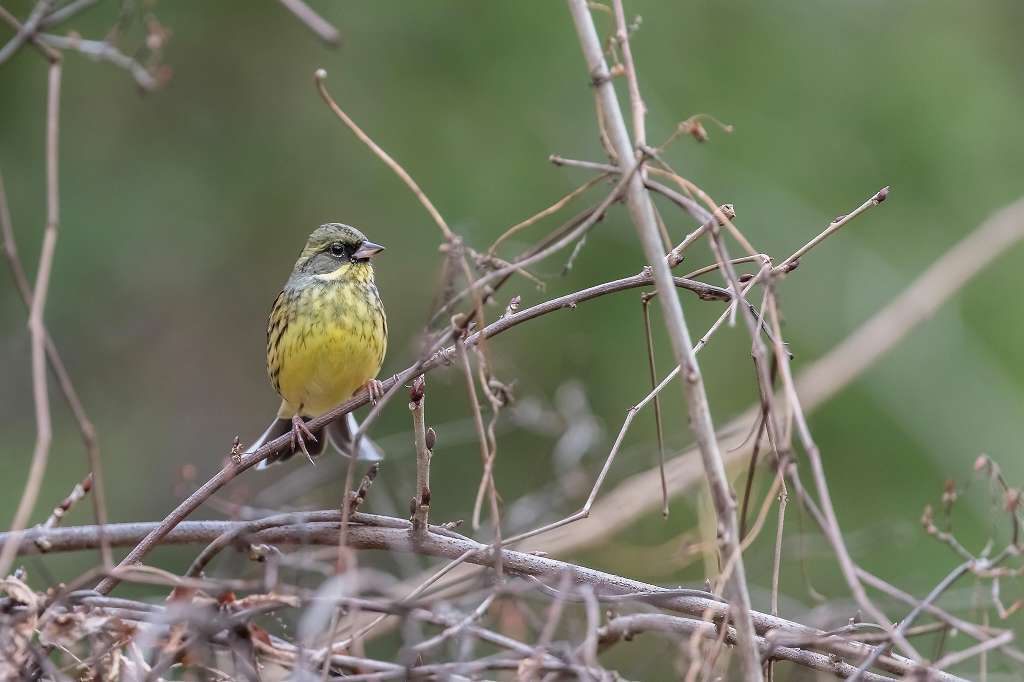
[252,413,382,470]
[249,418,289,470]
[327,413,385,462]
[251,416,328,470]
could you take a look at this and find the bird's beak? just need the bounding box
[353,241,385,260]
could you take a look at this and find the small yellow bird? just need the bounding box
[249,223,388,468]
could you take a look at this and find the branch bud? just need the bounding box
[409,375,426,404]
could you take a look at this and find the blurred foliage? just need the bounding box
[2,0,1023,677]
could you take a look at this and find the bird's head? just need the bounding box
[293,223,385,282]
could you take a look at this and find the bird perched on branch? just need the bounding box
[247,223,388,468]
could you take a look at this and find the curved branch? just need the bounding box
[598,614,895,682]
[8,519,963,682]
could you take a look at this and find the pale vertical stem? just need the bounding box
[459,341,503,577]
[767,479,787,682]
[565,2,763,679]
[0,173,110,568]
[409,376,431,531]
[770,482,787,617]
[0,61,62,577]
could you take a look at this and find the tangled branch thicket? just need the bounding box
[2,1,1023,680]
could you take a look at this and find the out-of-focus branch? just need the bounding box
[0,0,54,65]
[0,172,111,568]
[35,33,159,90]
[0,519,968,681]
[598,614,895,682]
[39,0,98,28]
[0,62,62,578]
[0,4,59,62]
[278,0,340,46]
[0,2,162,89]
[795,195,1024,410]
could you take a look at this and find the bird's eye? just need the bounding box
[329,243,346,258]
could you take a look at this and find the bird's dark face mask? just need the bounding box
[303,239,385,279]
[292,223,384,280]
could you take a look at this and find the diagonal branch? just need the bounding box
[91,271,729,594]
[278,0,340,46]
[0,0,54,65]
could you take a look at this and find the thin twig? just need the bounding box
[488,173,609,254]
[39,0,98,28]
[33,472,93,552]
[0,0,54,65]
[847,561,973,682]
[278,0,340,46]
[610,0,645,147]
[460,340,503,577]
[36,33,159,90]
[666,204,736,268]
[314,69,453,241]
[409,376,431,531]
[765,290,921,663]
[0,172,111,568]
[931,631,1015,671]
[600,614,896,682]
[641,294,669,518]
[0,4,59,62]
[774,187,890,274]
[408,593,496,654]
[0,61,62,578]
[565,4,763,677]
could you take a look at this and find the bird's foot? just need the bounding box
[365,379,385,405]
[290,415,318,466]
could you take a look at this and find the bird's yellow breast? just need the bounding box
[267,274,386,418]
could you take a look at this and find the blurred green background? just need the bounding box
[2,0,1023,678]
